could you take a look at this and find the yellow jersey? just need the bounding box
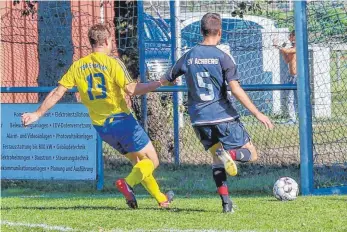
[58,52,132,126]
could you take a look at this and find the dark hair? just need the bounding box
[290,30,295,36]
[201,13,221,37]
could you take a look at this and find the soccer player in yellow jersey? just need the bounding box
[21,24,172,209]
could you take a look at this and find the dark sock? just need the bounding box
[212,167,229,204]
[229,148,252,162]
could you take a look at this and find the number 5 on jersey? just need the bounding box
[86,73,107,100]
[197,72,214,101]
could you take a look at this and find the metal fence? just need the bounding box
[1,0,346,195]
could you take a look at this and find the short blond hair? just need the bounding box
[88,24,111,47]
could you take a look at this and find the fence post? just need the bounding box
[170,0,180,165]
[137,0,148,131]
[96,135,104,190]
[294,0,314,195]
[174,0,184,128]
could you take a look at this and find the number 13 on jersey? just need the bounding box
[86,73,107,100]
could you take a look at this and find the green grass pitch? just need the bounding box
[1,194,347,232]
[1,54,346,231]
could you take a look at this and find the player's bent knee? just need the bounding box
[127,142,160,169]
[228,142,258,162]
[243,142,258,162]
[136,154,159,168]
[143,152,159,169]
[142,142,160,169]
[151,158,159,169]
[250,150,258,161]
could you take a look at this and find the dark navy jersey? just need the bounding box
[165,44,240,125]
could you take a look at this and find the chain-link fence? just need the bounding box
[1,0,346,195]
[135,0,346,193]
[306,1,347,189]
[136,0,301,193]
[1,0,116,102]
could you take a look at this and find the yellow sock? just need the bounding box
[141,174,167,203]
[125,159,154,187]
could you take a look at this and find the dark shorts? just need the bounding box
[94,113,150,155]
[193,119,250,151]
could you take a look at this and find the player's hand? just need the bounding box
[21,112,40,127]
[159,76,174,86]
[255,112,274,129]
[168,78,178,86]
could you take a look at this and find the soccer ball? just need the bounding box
[273,177,299,201]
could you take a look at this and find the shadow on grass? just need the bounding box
[319,197,347,201]
[1,163,301,196]
[263,199,281,202]
[2,163,344,197]
[1,205,207,213]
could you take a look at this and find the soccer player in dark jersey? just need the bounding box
[161,13,274,213]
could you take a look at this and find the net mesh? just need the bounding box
[0,0,116,102]
[137,0,347,191]
[139,0,300,187]
[1,0,346,195]
[306,1,347,189]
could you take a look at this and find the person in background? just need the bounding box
[274,30,297,124]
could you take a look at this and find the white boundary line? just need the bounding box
[1,221,259,232]
[1,221,75,231]
[130,230,258,232]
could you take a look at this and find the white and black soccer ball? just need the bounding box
[273,177,299,201]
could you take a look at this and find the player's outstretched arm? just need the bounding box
[123,53,183,96]
[21,85,68,126]
[124,79,164,96]
[229,80,274,129]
